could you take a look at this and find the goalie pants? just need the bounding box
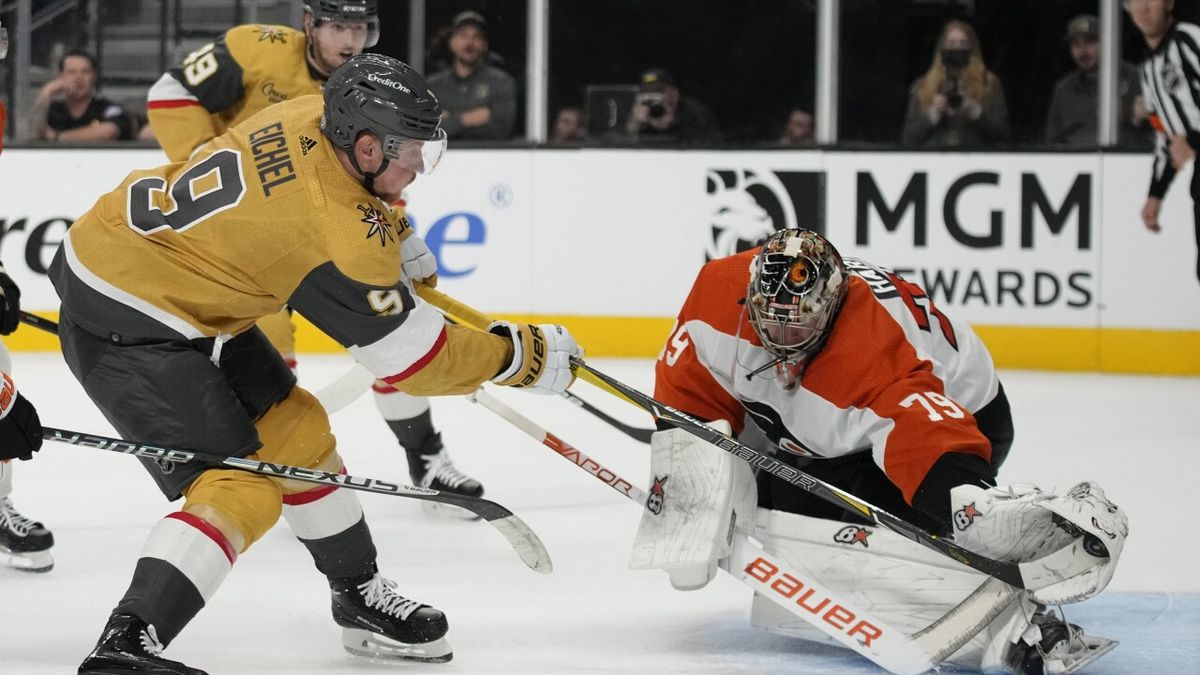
[755,382,1013,534]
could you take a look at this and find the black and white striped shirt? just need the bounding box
[1139,20,1200,198]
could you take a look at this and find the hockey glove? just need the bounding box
[0,264,21,335]
[401,233,438,287]
[488,321,582,394]
[0,373,41,461]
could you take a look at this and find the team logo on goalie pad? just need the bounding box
[952,502,982,531]
[646,475,668,515]
[833,525,871,547]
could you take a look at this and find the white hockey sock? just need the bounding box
[372,385,431,421]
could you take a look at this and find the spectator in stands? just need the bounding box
[550,106,585,143]
[628,67,721,145]
[779,109,815,146]
[1045,14,1151,148]
[901,20,1009,148]
[30,49,134,142]
[427,10,517,141]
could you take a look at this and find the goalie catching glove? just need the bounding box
[951,481,1127,604]
[488,321,582,394]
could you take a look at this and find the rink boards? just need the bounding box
[1,147,1196,374]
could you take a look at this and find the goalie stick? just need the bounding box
[413,284,1104,592]
[469,387,1017,675]
[41,425,551,574]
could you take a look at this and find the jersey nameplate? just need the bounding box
[248,121,297,197]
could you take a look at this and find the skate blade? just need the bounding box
[420,501,481,521]
[0,547,53,573]
[1044,636,1119,674]
[341,628,452,663]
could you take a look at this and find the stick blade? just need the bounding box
[490,514,554,574]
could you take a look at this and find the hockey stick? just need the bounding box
[413,284,1101,592]
[41,425,551,574]
[438,309,654,442]
[19,311,58,334]
[469,387,1017,675]
[560,390,653,444]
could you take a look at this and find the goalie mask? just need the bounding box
[746,229,847,384]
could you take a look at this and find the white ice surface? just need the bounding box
[1,354,1196,674]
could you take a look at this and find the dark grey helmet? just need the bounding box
[322,53,441,145]
[304,1,379,47]
[321,54,446,191]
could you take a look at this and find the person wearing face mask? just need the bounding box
[901,19,1010,148]
[30,49,135,142]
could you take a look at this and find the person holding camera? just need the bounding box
[902,20,1010,148]
[628,68,721,145]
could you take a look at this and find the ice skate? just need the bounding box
[331,572,452,663]
[0,496,54,572]
[406,432,484,519]
[1012,608,1117,675]
[78,613,208,675]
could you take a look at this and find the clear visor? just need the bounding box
[315,18,380,49]
[0,26,8,60]
[383,128,447,175]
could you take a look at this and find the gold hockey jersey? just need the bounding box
[147,24,325,162]
[54,95,510,396]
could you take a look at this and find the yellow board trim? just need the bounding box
[10,312,1200,376]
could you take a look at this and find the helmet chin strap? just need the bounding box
[347,150,390,197]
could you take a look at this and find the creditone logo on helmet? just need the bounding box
[367,73,412,93]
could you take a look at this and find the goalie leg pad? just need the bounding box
[629,421,756,590]
[753,507,1053,672]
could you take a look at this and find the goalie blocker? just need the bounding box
[631,425,1126,674]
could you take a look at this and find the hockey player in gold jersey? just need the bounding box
[148,0,489,508]
[59,54,580,674]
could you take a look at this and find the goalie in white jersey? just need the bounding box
[637,229,1126,674]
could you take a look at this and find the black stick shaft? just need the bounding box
[561,391,654,443]
[19,311,58,335]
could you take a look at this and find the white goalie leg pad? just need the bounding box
[950,481,1127,604]
[751,507,1048,672]
[629,421,756,590]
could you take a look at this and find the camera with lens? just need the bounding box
[940,47,970,110]
[639,92,668,119]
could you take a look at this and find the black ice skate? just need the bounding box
[0,496,54,572]
[331,572,452,663]
[78,613,207,675]
[406,432,484,519]
[1012,608,1117,675]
